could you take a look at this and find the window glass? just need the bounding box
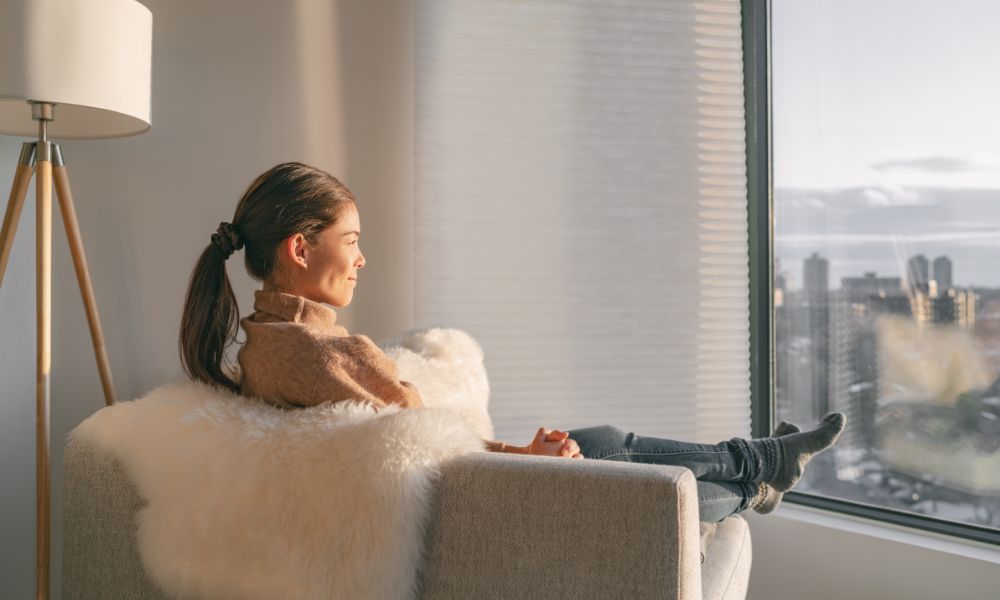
[773,0,1000,530]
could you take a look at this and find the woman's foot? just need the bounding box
[752,421,799,514]
[769,413,846,493]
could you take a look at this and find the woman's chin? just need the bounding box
[331,292,353,308]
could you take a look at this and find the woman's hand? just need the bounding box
[527,427,583,459]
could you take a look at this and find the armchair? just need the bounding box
[63,436,751,599]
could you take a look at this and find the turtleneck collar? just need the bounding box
[250,289,344,333]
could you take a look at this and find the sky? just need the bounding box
[771,0,1000,289]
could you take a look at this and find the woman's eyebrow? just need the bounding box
[341,231,360,237]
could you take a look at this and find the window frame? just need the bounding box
[742,0,1000,547]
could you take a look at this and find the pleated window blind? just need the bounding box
[414,0,750,444]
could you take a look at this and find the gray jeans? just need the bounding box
[566,425,766,522]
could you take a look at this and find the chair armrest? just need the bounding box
[417,452,703,600]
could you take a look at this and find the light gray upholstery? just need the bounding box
[62,438,166,598]
[63,436,751,600]
[699,517,753,600]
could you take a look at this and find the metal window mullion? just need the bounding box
[743,0,772,440]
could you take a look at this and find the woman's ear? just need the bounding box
[281,233,309,269]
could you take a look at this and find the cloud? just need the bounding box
[871,156,988,173]
[774,230,1000,247]
[860,186,923,206]
[776,186,936,209]
[772,186,1000,287]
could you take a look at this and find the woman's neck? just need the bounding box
[262,280,291,294]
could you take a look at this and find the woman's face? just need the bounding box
[281,202,365,307]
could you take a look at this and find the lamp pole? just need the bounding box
[35,101,53,600]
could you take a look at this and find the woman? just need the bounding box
[179,162,845,523]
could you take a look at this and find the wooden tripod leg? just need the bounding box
[52,160,119,407]
[0,145,35,287]
[36,151,51,600]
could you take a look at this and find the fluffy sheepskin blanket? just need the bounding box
[69,328,493,600]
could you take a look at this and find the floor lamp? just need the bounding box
[0,1,152,598]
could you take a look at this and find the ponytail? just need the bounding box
[179,239,241,393]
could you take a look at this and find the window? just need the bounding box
[768,0,1000,540]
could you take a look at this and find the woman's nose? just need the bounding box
[357,252,365,268]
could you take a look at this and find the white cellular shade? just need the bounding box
[415,0,750,444]
[0,0,152,139]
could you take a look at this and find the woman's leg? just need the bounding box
[566,425,760,520]
[696,481,758,523]
[698,422,804,520]
[568,415,845,492]
[566,424,772,483]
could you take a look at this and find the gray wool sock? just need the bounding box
[753,421,800,514]
[769,412,846,493]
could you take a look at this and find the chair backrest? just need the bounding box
[62,437,167,599]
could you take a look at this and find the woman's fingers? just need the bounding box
[529,428,559,456]
[545,430,569,442]
[527,428,583,458]
[556,438,580,458]
[539,443,559,457]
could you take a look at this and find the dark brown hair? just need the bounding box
[179,162,356,392]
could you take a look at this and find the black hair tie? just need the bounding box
[211,221,243,259]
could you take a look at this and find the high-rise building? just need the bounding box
[833,272,911,456]
[907,254,929,293]
[802,253,830,424]
[911,287,976,329]
[955,288,977,330]
[911,288,931,327]
[932,255,953,290]
[933,291,957,323]
[804,253,828,296]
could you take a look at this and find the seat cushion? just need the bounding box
[700,516,752,600]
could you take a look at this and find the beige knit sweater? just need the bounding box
[237,289,423,411]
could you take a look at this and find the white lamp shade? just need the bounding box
[0,0,152,139]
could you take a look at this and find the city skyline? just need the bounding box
[774,185,1000,289]
[775,250,992,293]
[774,252,972,291]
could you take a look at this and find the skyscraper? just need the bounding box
[933,255,953,290]
[804,252,829,296]
[907,254,929,293]
[802,253,830,424]
[835,272,910,457]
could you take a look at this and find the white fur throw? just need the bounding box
[69,328,493,600]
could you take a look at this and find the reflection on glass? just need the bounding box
[773,0,1000,530]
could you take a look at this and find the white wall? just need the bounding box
[0,1,413,596]
[1,1,996,598]
[745,508,1000,599]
